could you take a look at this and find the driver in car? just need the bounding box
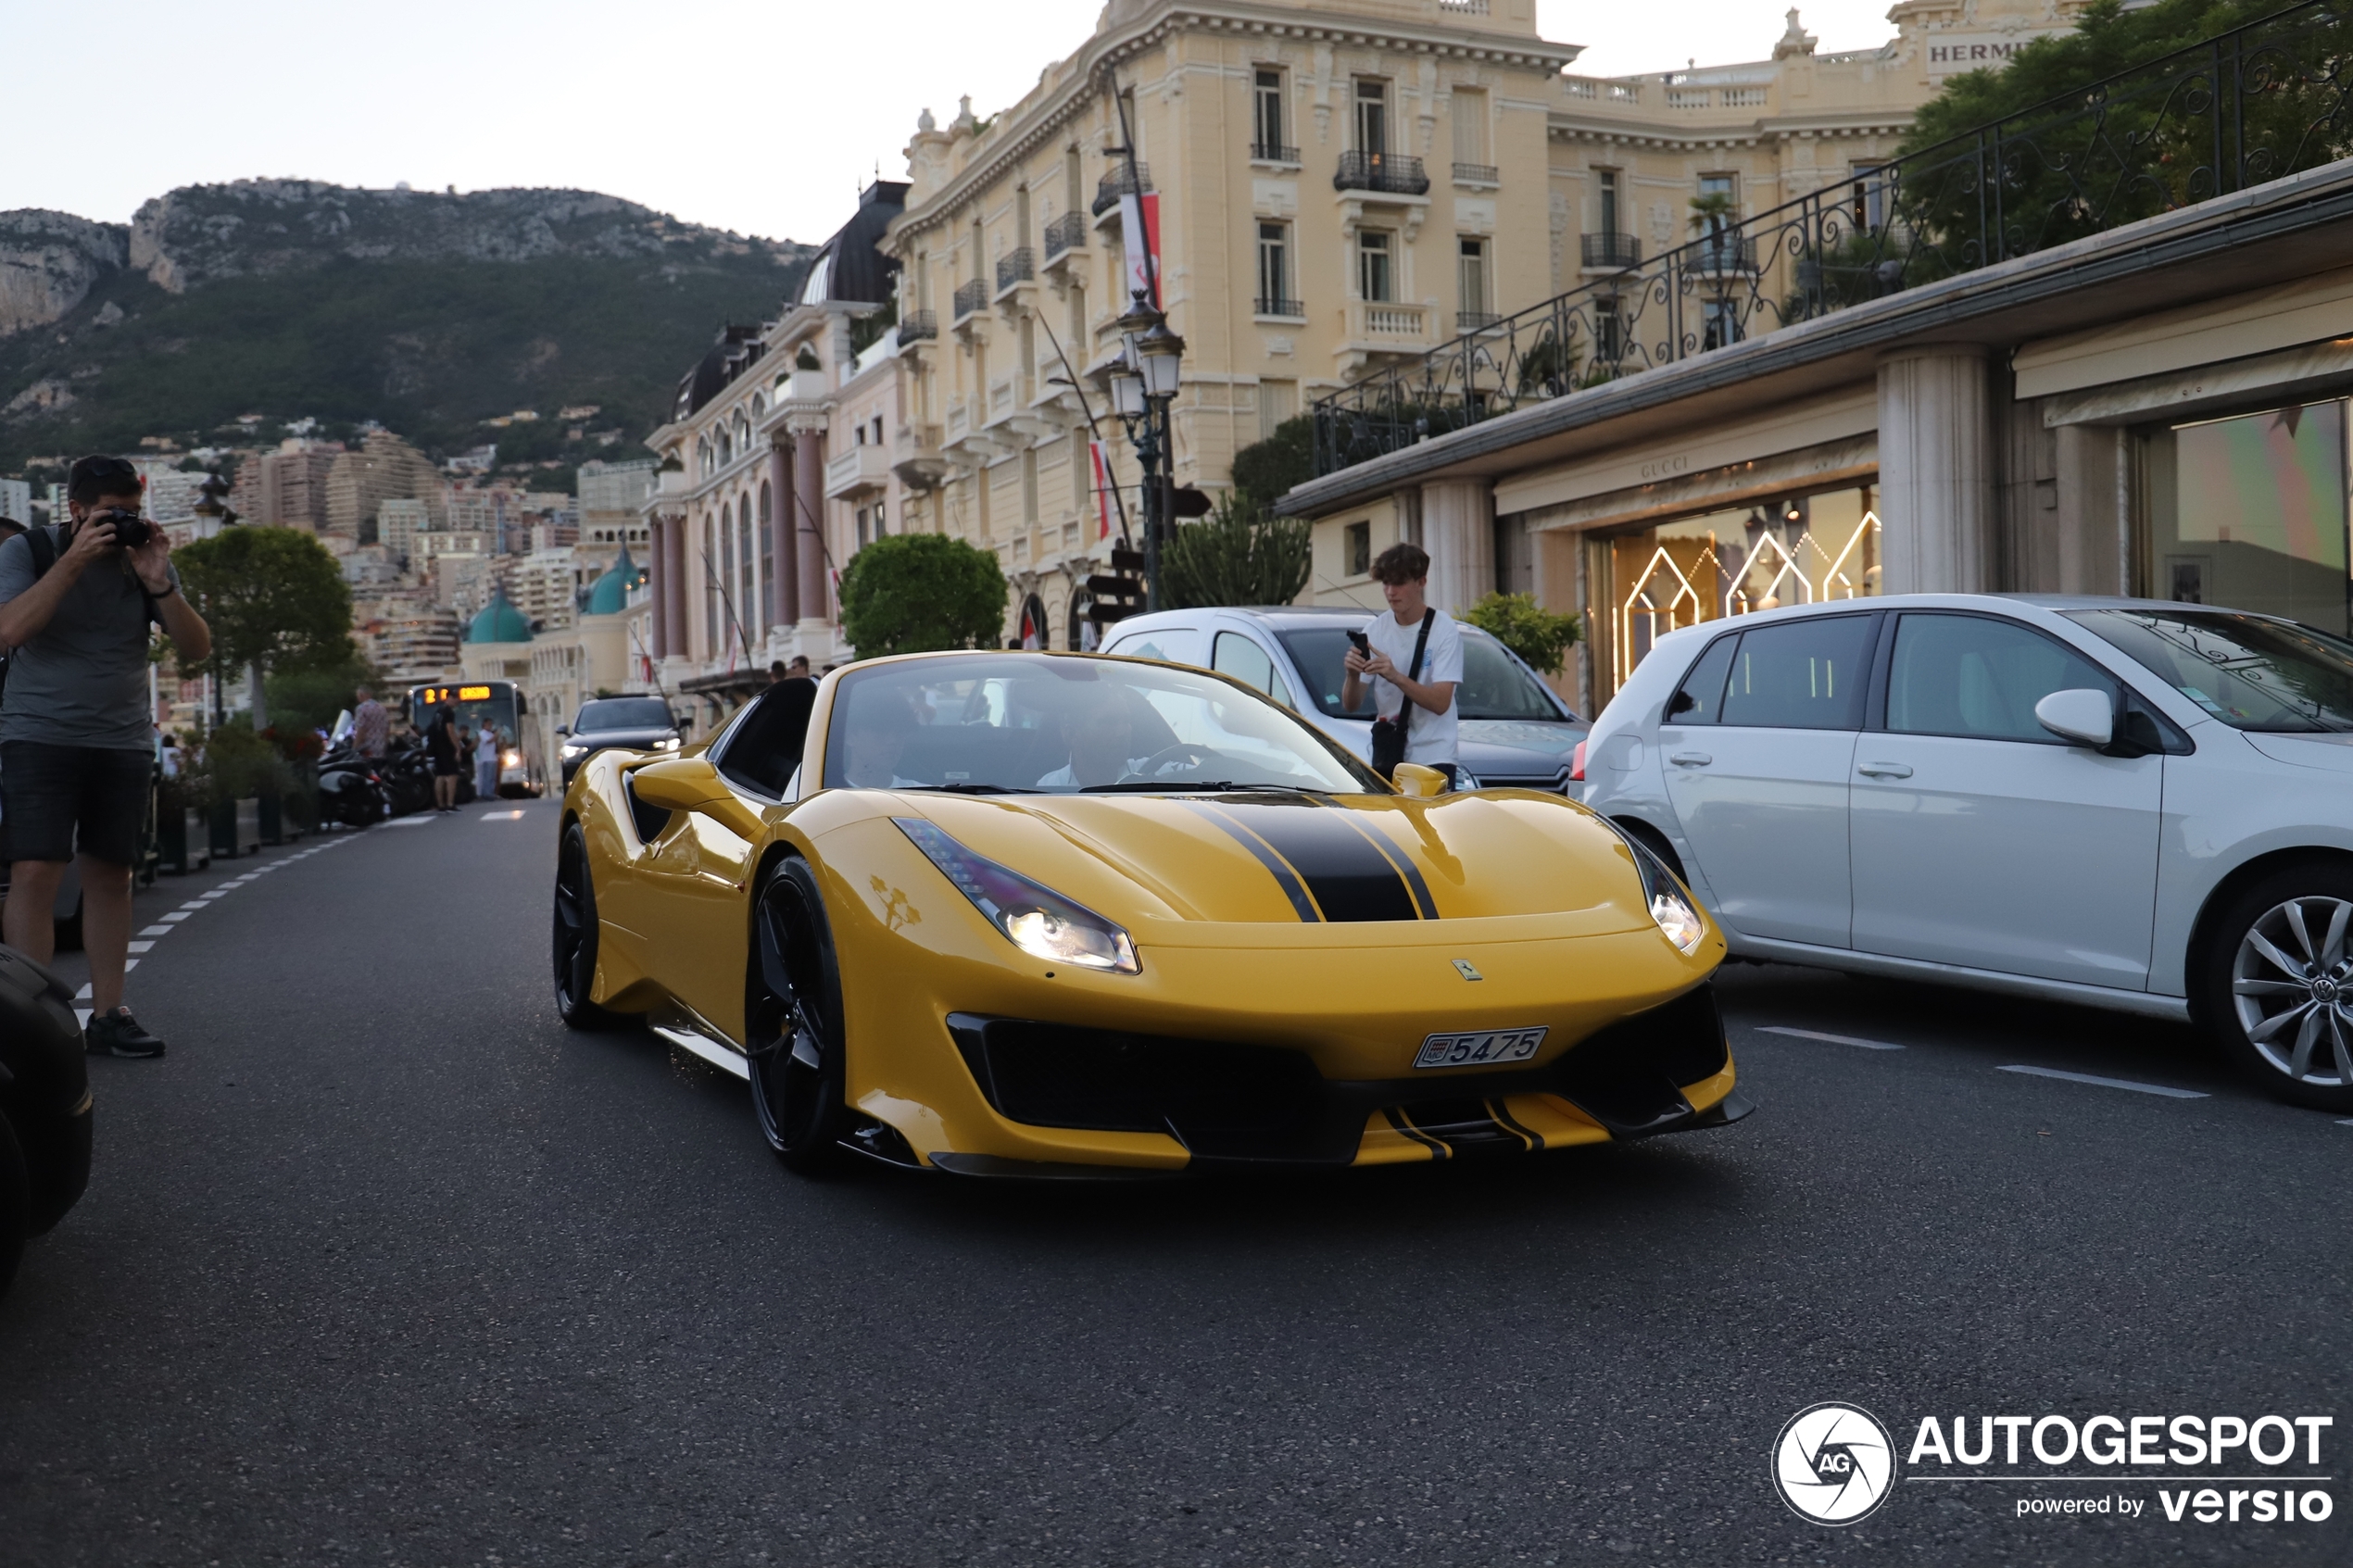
[1037,684,1189,789]
[842,700,925,789]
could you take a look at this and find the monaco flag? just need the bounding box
[1119,190,1161,305]
[1088,440,1116,539]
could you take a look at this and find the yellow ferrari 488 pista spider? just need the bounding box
[552,650,1749,1176]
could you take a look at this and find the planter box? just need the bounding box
[210,797,261,859]
[157,807,210,874]
[258,790,302,846]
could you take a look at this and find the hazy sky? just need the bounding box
[6,1,1902,243]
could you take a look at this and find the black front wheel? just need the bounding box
[552,823,617,1029]
[747,859,849,1174]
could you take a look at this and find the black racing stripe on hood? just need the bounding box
[1204,799,1421,922]
[1180,802,1320,922]
[1337,810,1439,920]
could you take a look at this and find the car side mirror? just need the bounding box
[629,757,724,811]
[2035,688,2114,748]
[555,725,570,737]
[1393,762,1448,797]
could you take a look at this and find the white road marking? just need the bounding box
[482,809,525,821]
[2338,1119,2353,1127]
[74,984,91,1000]
[126,941,153,954]
[177,902,208,910]
[648,1024,752,1081]
[1997,1064,2208,1099]
[1758,1025,1906,1050]
[74,1008,90,1028]
[140,925,173,936]
[123,959,137,972]
[160,911,189,922]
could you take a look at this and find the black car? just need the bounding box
[559,696,683,785]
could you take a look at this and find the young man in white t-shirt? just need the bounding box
[1340,542,1464,787]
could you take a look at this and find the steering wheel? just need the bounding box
[1121,743,1212,781]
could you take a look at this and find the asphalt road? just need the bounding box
[1,798,2346,1567]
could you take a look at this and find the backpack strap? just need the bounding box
[25,526,55,580]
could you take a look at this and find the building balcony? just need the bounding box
[1254,296,1306,321]
[1455,309,1502,333]
[824,443,890,500]
[1252,142,1301,166]
[952,279,988,321]
[1452,162,1499,186]
[1690,235,1759,275]
[1092,163,1151,219]
[891,422,946,492]
[994,247,1035,302]
[899,309,938,344]
[1581,232,1642,270]
[1337,300,1433,375]
[1334,151,1429,197]
[1042,211,1087,262]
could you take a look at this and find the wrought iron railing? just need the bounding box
[1313,0,2353,477]
[1453,162,1500,184]
[1252,141,1302,164]
[951,280,988,320]
[1256,296,1306,319]
[1580,232,1642,269]
[1043,210,1087,259]
[1093,163,1151,217]
[899,310,937,344]
[1334,150,1430,195]
[995,247,1034,294]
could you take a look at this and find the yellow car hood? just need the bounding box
[877,789,1653,940]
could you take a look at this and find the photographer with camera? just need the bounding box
[0,456,211,1058]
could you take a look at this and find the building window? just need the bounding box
[1451,88,1491,181]
[758,481,774,633]
[737,495,756,641]
[1457,237,1491,327]
[1599,169,1621,238]
[1345,520,1371,578]
[1253,69,1289,160]
[1256,222,1297,316]
[2147,401,2353,635]
[1595,293,1624,361]
[1851,161,1887,232]
[1358,231,1394,304]
[856,506,871,548]
[1354,80,1389,157]
[1260,379,1297,442]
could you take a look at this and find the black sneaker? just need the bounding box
[86,1008,166,1059]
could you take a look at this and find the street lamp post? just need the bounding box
[1111,290,1184,614]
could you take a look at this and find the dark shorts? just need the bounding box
[2,741,152,866]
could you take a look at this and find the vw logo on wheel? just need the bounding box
[1771,1402,1898,1525]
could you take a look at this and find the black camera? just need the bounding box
[93,508,154,549]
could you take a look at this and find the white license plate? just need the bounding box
[1414,1025,1547,1070]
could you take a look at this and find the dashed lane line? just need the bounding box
[481,809,526,821]
[1997,1064,2208,1099]
[1756,1025,1906,1050]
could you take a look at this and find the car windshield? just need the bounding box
[824,654,1382,794]
[1277,625,1569,721]
[575,697,674,732]
[2067,608,2353,733]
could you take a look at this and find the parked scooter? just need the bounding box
[315,711,390,828]
[375,734,438,818]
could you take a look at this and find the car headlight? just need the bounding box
[657,737,681,750]
[895,817,1139,973]
[502,749,521,768]
[560,742,586,759]
[1608,824,1706,955]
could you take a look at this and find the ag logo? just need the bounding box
[1772,1402,1898,1524]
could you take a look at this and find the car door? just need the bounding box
[1847,610,2162,990]
[1658,612,1876,948]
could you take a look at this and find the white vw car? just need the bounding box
[1578,594,2353,1110]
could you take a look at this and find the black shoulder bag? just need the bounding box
[1368,608,1435,780]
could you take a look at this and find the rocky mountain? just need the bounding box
[0,181,815,470]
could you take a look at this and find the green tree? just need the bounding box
[1230,415,1317,508]
[264,647,384,737]
[838,533,1009,657]
[1463,591,1582,677]
[1160,494,1312,610]
[1894,0,2347,260]
[175,527,356,727]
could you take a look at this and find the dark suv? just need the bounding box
[560,696,682,785]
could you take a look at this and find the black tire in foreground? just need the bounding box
[552,822,619,1029]
[748,859,849,1174]
[2197,861,2353,1112]
[0,943,94,1299]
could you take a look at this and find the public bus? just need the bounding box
[408,680,544,797]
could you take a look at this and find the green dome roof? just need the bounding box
[465,588,534,645]
[583,546,647,617]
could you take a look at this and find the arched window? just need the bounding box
[703,516,720,658]
[717,428,733,466]
[750,393,767,418]
[719,495,738,655]
[758,482,774,633]
[697,437,712,476]
[737,494,756,645]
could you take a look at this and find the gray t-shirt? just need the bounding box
[0,526,178,751]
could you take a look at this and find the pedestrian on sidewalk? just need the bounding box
[1340,542,1464,789]
[350,686,389,761]
[474,720,499,803]
[425,707,461,811]
[0,455,213,1058]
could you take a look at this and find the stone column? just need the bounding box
[648,515,670,658]
[768,440,798,636]
[789,415,829,624]
[1877,345,1994,595]
[1418,478,1495,615]
[664,510,691,660]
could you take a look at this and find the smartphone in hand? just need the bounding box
[1345,629,1371,664]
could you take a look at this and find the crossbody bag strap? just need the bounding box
[1396,608,1435,736]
